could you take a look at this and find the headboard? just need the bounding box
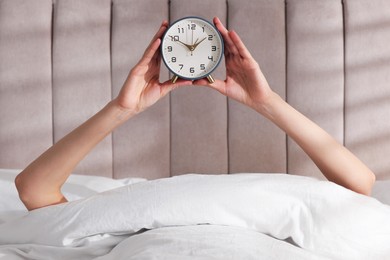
[1,0,390,180]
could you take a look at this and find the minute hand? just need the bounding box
[192,37,207,50]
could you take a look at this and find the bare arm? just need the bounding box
[15,101,134,210]
[257,92,375,195]
[195,17,375,196]
[15,21,192,211]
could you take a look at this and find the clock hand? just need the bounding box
[168,35,193,51]
[179,40,194,51]
[192,27,194,45]
[190,38,199,56]
[192,37,207,50]
[193,38,199,45]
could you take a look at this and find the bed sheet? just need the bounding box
[94,225,329,260]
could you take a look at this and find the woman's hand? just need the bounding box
[194,17,375,195]
[15,21,194,211]
[114,21,192,115]
[193,17,273,111]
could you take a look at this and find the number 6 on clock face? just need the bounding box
[161,17,224,83]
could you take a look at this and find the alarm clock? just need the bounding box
[161,16,224,84]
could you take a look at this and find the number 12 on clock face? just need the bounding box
[161,16,224,83]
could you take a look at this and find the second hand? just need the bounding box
[191,23,194,56]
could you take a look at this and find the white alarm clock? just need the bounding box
[161,16,224,83]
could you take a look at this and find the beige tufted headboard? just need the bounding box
[1,0,390,180]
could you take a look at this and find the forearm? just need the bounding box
[15,20,176,211]
[16,99,135,209]
[253,92,375,195]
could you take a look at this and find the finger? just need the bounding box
[139,21,168,66]
[160,78,193,96]
[150,20,169,46]
[229,30,253,59]
[213,17,238,56]
[152,38,163,62]
[139,38,161,66]
[152,47,162,63]
[213,17,237,55]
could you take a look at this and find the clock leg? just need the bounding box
[206,74,215,84]
[171,75,179,84]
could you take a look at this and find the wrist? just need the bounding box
[108,98,138,123]
[251,91,282,118]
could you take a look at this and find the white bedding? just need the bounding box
[0,169,390,260]
[0,169,146,224]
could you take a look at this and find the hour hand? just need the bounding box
[169,35,193,51]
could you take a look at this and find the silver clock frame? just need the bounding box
[161,16,224,83]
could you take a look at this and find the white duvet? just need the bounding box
[0,173,389,259]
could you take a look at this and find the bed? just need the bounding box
[1,0,390,259]
[1,168,390,259]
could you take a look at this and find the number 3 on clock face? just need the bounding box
[161,17,224,83]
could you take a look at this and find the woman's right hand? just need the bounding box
[193,17,273,111]
[115,21,192,116]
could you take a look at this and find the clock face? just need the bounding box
[161,17,224,80]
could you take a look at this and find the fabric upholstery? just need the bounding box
[0,0,53,169]
[286,0,344,178]
[344,0,390,180]
[228,0,287,174]
[52,0,113,177]
[170,0,228,176]
[111,0,170,179]
[1,0,390,180]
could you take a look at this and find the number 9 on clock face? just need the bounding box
[161,17,224,83]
